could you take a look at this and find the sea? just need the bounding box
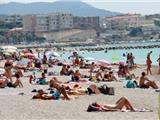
[58,41,160,65]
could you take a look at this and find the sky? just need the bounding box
[0,0,160,15]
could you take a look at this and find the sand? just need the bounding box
[0,64,159,120]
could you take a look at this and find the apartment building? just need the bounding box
[23,13,73,32]
[100,14,149,30]
[73,16,99,29]
[0,14,22,23]
[59,13,73,30]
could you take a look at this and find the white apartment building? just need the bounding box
[35,14,49,32]
[59,13,73,30]
[100,14,149,30]
[23,13,73,32]
[0,14,22,23]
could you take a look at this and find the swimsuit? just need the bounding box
[52,89,61,99]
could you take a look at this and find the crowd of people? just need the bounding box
[0,48,159,113]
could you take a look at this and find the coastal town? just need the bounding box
[0,1,160,120]
[0,13,160,47]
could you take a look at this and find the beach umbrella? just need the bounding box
[1,46,17,50]
[25,53,35,58]
[3,52,12,56]
[46,51,60,57]
[3,49,17,54]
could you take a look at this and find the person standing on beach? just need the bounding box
[146,51,152,75]
[157,55,160,74]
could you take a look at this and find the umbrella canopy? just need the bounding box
[46,51,60,57]
[25,53,35,58]
[3,49,17,54]
[25,53,34,57]
[3,52,12,56]
[1,46,17,50]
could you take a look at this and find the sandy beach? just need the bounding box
[0,63,159,120]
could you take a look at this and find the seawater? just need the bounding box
[58,41,160,65]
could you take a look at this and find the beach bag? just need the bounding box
[98,84,115,95]
[107,87,115,95]
[98,84,108,94]
[126,80,137,88]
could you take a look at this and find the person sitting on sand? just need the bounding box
[103,71,118,82]
[49,79,71,100]
[4,58,13,82]
[29,73,49,85]
[0,77,23,88]
[38,73,48,85]
[89,62,97,76]
[60,65,68,76]
[66,65,74,76]
[15,73,23,88]
[118,64,125,77]
[71,70,81,82]
[87,97,135,112]
[80,59,86,68]
[139,72,158,89]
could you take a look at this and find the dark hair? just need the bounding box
[41,73,45,76]
[109,71,113,74]
[142,72,145,76]
[15,73,20,79]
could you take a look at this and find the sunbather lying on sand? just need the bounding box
[52,77,106,96]
[87,97,152,112]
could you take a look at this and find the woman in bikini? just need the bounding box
[87,97,135,112]
[4,58,13,82]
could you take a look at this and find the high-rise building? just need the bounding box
[23,13,73,32]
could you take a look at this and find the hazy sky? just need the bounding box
[0,0,160,15]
